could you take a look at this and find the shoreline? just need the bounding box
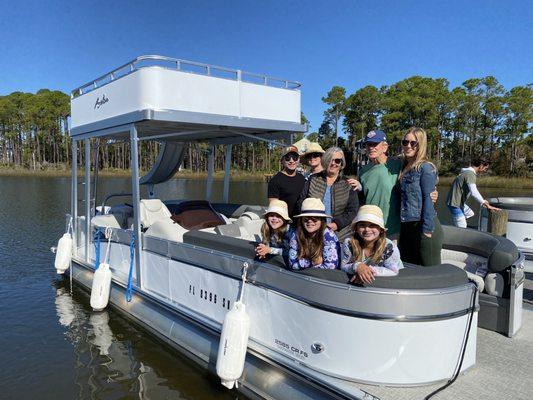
[1,167,532,189]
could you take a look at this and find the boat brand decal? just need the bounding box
[94,94,109,109]
[274,338,308,359]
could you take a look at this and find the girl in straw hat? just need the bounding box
[256,200,292,259]
[288,198,339,270]
[341,205,403,284]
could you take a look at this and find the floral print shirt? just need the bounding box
[341,238,403,276]
[288,227,339,270]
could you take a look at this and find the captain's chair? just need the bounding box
[139,199,172,229]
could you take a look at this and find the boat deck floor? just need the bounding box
[357,300,533,400]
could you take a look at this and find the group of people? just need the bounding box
[257,126,447,283]
[257,126,498,283]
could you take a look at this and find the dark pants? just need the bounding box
[399,218,443,266]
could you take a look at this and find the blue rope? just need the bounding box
[126,232,135,302]
[94,228,102,269]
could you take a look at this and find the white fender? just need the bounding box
[216,301,250,389]
[54,233,72,274]
[90,263,113,311]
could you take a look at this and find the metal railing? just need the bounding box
[71,55,302,98]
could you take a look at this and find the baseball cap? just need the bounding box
[282,145,300,157]
[364,130,387,144]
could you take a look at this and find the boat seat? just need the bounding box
[145,218,188,243]
[369,264,469,290]
[91,214,122,229]
[234,211,263,241]
[441,249,487,292]
[108,204,133,228]
[441,225,519,273]
[140,199,172,229]
[166,200,226,230]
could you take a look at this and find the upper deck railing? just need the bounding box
[71,55,302,98]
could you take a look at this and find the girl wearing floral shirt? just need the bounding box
[341,205,403,284]
[288,198,339,270]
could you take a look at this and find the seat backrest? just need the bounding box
[140,199,172,229]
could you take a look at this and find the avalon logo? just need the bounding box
[94,94,109,109]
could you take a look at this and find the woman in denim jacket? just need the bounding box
[397,127,443,266]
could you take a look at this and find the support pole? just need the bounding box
[130,125,142,289]
[84,138,91,263]
[223,145,232,203]
[71,139,78,256]
[206,144,215,201]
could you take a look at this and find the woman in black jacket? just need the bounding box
[297,147,359,242]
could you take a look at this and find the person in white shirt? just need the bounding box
[445,157,501,228]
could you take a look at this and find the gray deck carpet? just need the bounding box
[357,301,533,400]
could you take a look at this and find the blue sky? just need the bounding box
[0,0,531,133]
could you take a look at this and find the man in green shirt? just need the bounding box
[356,130,402,239]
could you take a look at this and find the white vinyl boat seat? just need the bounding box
[107,204,134,228]
[140,199,172,229]
[441,248,488,292]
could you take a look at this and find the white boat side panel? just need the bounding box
[71,68,301,129]
[240,81,301,123]
[72,72,145,128]
[506,221,533,253]
[140,253,477,385]
[90,242,137,286]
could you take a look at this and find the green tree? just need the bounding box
[322,86,347,146]
[343,85,382,147]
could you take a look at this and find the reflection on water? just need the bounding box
[53,281,239,400]
[0,175,530,400]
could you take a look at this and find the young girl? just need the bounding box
[288,198,339,270]
[256,199,292,259]
[341,205,403,284]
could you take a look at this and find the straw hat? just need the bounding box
[264,199,292,222]
[353,205,386,230]
[303,142,325,156]
[293,198,331,219]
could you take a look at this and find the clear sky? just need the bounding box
[0,0,531,133]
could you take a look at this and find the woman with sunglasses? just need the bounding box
[398,127,443,266]
[297,147,359,242]
[288,198,339,270]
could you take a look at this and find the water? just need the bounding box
[0,175,531,399]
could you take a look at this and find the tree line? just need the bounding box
[0,75,531,177]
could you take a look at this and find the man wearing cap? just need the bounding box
[356,130,403,240]
[268,145,306,218]
[301,142,325,179]
[356,130,438,241]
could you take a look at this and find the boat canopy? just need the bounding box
[70,55,307,142]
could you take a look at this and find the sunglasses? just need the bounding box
[303,216,320,223]
[283,153,299,162]
[308,152,322,158]
[401,140,418,148]
[331,158,343,165]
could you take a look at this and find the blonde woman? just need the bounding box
[398,127,443,266]
[341,205,403,284]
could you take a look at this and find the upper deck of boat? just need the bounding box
[356,301,533,399]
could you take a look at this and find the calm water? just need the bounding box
[0,175,531,400]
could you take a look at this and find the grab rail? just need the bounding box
[71,55,302,98]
